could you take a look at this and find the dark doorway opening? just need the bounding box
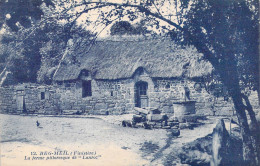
[82,80,92,97]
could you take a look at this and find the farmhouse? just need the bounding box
[50,36,214,115]
[1,36,245,115]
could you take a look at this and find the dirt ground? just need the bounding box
[0,114,234,166]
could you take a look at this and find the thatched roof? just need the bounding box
[53,36,213,81]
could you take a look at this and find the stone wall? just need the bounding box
[23,85,60,114]
[148,78,223,115]
[0,84,60,115]
[53,71,236,115]
[0,87,16,114]
[54,78,136,115]
[0,77,258,116]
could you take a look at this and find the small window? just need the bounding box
[111,91,113,96]
[194,83,202,92]
[165,83,170,89]
[41,92,45,100]
[81,69,89,77]
[136,67,144,75]
[82,81,92,97]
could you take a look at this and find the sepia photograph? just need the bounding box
[0,0,259,165]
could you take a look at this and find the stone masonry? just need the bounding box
[0,73,259,115]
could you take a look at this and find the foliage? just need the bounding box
[1,25,47,82]
[38,19,95,84]
[110,20,149,35]
[0,0,54,31]
[172,0,259,94]
[0,1,94,84]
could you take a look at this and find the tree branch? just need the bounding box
[65,1,184,31]
[151,1,162,17]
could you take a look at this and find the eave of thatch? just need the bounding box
[53,36,213,81]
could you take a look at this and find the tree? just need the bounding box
[0,0,54,31]
[0,0,55,83]
[177,1,260,164]
[0,23,50,83]
[53,0,259,164]
[110,21,149,35]
[110,21,135,35]
[0,1,94,84]
[38,19,95,84]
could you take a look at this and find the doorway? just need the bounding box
[16,90,26,113]
[135,81,148,108]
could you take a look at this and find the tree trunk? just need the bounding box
[242,94,260,164]
[216,62,257,165]
[187,31,258,165]
[230,90,256,165]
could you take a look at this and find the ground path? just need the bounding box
[0,114,234,166]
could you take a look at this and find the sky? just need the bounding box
[0,0,182,38]
[68,0,181,37]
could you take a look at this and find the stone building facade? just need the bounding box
[48,37,216,115]
[0,80,258,116]
[52,67,213,115]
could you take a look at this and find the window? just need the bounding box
[138,82,147,95]
[80,69,89,77]
[194,83,202,92]
[165,83,170,89]
[41,92,45,100]
[110,91,113,96]
[82,81,92,97]
[136,67,144,75]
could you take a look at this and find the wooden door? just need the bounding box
[16,90,26,113]
[135,81,148,108]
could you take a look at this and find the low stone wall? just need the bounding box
[0,85,60,115]
[23,86,60,114]
[0,87,16,114]
[150,78,216,114]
